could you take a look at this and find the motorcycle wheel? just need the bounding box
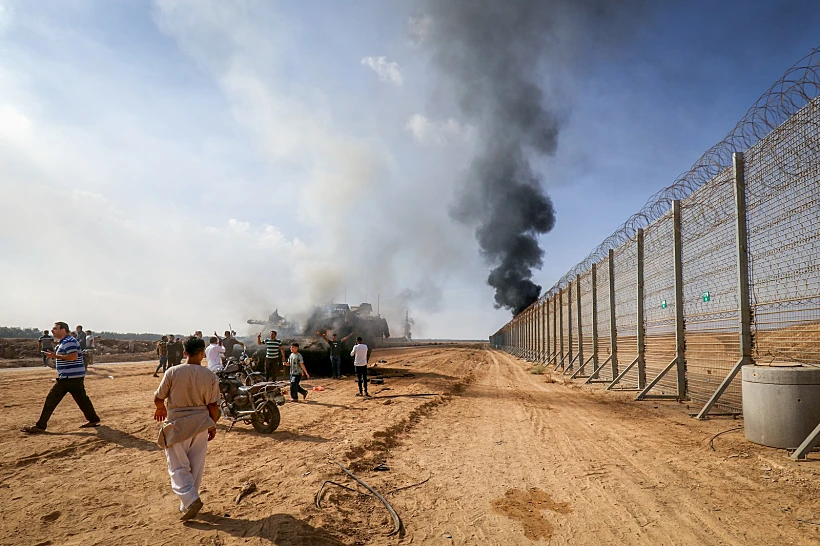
[251,403,281,434]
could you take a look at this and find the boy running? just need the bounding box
[153,336,220,521]
[288,342,310,402]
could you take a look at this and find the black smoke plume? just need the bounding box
[416,1,636,315]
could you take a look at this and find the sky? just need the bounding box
[0,0,818,339]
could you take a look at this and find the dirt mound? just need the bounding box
[0,337,155,360]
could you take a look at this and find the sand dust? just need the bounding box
[2,346,820,545]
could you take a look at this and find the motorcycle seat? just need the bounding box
[238,383,270,395]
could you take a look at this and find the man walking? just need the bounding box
[167,335,184,368]
[351,337,370,397]
[318,330,354,379]
[22,321,101,433]
[154,335,169,377]
[38,330,54,367]
[257,330,286,382]
[153,336,219,522]
[288,342,310,402]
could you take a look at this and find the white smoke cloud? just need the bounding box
[0,1,511,339]
[0,2,11,34]
[361,56,404,86]
[405,114,471,145]
[407,15,432,46]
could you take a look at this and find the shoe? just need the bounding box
[180,498,203,521]
[302,391,308,401]
[355,393,363,397]
[79,421,101,428]
[152,374,158,378]
[21,425,46,434]
[365,393,371,397]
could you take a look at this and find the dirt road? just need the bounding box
[1,346,819,545]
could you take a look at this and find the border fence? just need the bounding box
[490,47,820,418]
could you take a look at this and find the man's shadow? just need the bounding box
[186,512,346,545]
[96,425,159,452]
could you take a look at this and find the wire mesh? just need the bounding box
[593,257,614,381]
[642,214,679,394]
[569,281,581,368]
[563,286,573,367]
[613,240,640,388]
[746,97,820,366]
[680,169,741,411]
[490,47,820,415]
[580,271,595,367]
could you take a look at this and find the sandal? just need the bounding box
[21,425,46,434]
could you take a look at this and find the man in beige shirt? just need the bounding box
[153,336,220,521]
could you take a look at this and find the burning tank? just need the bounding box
[245,303,390,376]
[246,309,300,338]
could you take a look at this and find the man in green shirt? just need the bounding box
[257,330,286,382]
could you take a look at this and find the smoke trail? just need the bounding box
[416,0,633,315]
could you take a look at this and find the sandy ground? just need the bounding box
[2,346,820,545]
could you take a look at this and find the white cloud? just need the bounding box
[405,114,470,145]
[407,15,432,46]
[361,56,403,86]
[0,3,11,33]
[0,104,32,142]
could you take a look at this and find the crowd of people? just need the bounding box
[21,321,371,523]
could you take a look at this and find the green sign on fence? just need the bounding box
[661,300,667,309]
[702,291,711,303]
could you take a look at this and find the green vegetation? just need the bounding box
[0,326,162,340]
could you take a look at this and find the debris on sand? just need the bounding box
[235,480,257,504]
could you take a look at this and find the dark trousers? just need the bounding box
[290,374,307,400]
[330,356,341,378]
[154,356,168,374]
[355,366,368,394]
[263,357,282,382]
[36,377,100,430]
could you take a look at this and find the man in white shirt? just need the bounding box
[204,336,225,373]
[350,337,370,397]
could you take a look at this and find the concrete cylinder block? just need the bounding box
[742,365,820,449]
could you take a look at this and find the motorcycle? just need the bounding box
[217,360,286,433]
[225,350,265,386]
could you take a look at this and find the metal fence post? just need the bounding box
[559,289,564,367]
[673,200,687,399]
[695,152,752,418]
[552,292,560,360]
[637,228,647,389]
[567,280,573,371]
[591,263,600,378]
[576,273,584,370]
[609,249,619,378]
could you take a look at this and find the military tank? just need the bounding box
[245,303,390,377]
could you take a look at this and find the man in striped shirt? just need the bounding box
[257,330,286,382]
[21,321,101,433]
